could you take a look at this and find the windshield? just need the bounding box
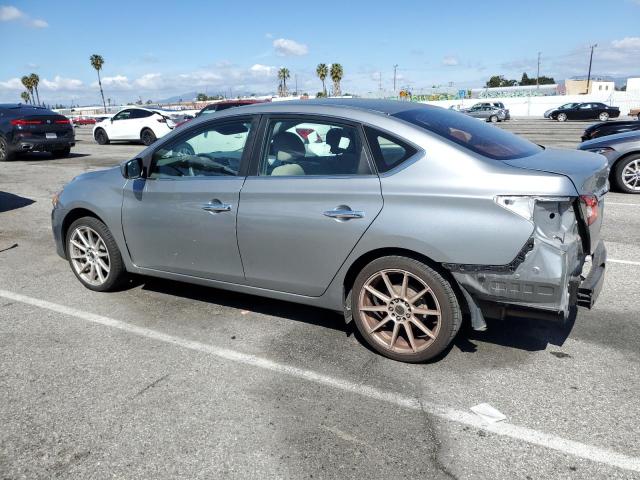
[394,107,542,160]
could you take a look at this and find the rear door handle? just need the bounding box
[202,199,232,213]
[323,207,365,220]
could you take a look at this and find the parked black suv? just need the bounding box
[0,104,75,161]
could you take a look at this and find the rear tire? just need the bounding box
[557,113,567,122]
[599,112,609,122]
[489,115,498,123]
[66,216,127,291]
[141,128,156,146]
[351,256,462,363]
[0,136,14,162]
[613,154,640,194]
[52,147,71,158]
[94,128,109,145]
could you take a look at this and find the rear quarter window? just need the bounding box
[394,107,542,160]
[363,126,417,173]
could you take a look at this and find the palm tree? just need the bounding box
[277,67,290,97]
[20,91,30,104]
[21,76,34,104]
[29,73,41,105]
[90,54,107,113]
[316,63,328,96]
[330,63,343,97]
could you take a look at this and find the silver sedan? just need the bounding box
[52,99,608,362]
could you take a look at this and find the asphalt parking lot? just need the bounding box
[1,119,639,479]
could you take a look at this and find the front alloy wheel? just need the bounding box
[557,113,567,122]
[66,216,127,291]
[352,256,461,362]
[615,155,640,194]
[599,112,609,122]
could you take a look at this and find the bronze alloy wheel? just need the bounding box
[358,268,442,354]
[352,256,461,362]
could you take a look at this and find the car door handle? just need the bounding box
[202,200,232,213]
[323,207,365,220]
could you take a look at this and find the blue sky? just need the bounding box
[1,0,640,105]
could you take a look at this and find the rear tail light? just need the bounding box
[55,119,70,124]
[10,119,42,126]
[580,194,599,226]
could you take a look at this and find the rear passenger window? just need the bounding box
[258,119,372,176]
[364,127,417,173]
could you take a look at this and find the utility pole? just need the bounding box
[536,51,541,89]
[393,64,398,92]
[295,74,298,96]
[586,43,597,94]
[378,72,382,91]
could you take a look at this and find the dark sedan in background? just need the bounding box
[549,102,620,122]
[0,103,74,161]
[581,119,640,141]
[579,130,640,194]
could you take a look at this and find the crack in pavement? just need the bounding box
[134,373,170,397]
[419,399,459,480]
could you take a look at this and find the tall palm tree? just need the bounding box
[316,63,328,96]
[277,67,290,97]
[29,73,41,105]
[21,76,34,104]
[90,54,107,113]
[330,63,343,97]
[20,91,30,104]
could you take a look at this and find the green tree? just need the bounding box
[485,75,517,88]
[196,93,208,101]
[330,63,343,96]
[90,54,107,113]
[29,73,41,105]
[21,76,34,104]
[20,91,30,104]
[278,67,290,96]
[316,63,328,96]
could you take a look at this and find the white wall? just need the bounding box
[421,91,640,117]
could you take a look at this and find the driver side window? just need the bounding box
[149,120,252,179]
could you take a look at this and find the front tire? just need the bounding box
[557,113,567,122]
[0,136,14,162]
[352,256,461,363]
[599,112,609,122]
[141,128,156,146]
[94,128,110,145]
[613,154,640,194]
[66,216,127,291]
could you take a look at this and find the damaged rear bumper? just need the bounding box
[444,198,606,326]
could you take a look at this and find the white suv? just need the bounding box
[93,107,175,146]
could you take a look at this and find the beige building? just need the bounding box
[565,79,615,95]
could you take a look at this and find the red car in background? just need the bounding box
[175,99,270,127]
[72,116,97,125]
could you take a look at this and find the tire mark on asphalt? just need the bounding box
[134,373,170,397]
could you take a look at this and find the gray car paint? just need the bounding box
[52,99,607,320]
[579,130,640,170]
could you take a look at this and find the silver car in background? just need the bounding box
[51,99,608,363]
[462,102,511,122]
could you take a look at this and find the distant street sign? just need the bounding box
[458,89,466,99]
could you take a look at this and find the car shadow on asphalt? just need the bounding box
[0,191,35,213]
[14,152,90,161]
[137,277,349,333]
[455,308,576,353]
[135,275,578,357]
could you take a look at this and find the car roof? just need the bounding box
[224,98,436,116]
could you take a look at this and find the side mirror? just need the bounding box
[121,157,143,179]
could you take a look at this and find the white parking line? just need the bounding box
[1,288,639,474]
[609,258,640,266]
